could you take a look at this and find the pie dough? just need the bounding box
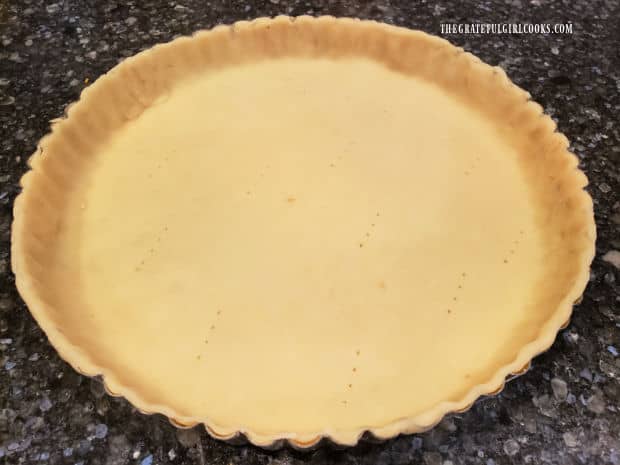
[11,16,595,447]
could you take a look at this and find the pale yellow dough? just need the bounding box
[13,17,595,446]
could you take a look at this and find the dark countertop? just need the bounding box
[1,1,619,464]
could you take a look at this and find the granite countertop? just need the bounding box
[1,1,619,464]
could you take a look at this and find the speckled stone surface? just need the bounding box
[1,1,619,464]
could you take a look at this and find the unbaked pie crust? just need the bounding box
[12,16,595,448]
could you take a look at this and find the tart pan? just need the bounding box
[11,16,595,448]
